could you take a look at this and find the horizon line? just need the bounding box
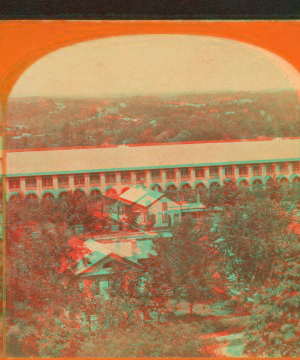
[9,87,299,100]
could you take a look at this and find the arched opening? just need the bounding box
[165,184,177,201]
[90,189,101,202]
[25,193,38,202]
[58,191,69,200]
[105,188,117,196]
[238,179,248,190]
[291,177,300,202]
[277,177,289,193]
[292,177,300,189]
[166,184,177,192]
[195,183,206,192]
[42,192,54,200]
[73,188,86,197]
[24,193,39,209]
[9,193,21,204]
[252,179,263,191]
[41,193,55,216]
[7,33,300,153]
[209,182,220,193]
[265,178,274,191]
[151,184,162,192]
[180,183,192,202]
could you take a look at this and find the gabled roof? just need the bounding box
[118,186,164,208]
[63,238,134,275]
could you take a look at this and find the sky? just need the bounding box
[10,35,300,98]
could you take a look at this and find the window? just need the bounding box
[105,173,116,184]
[58,175,69,188]
[174,214,180,225]
[238,165,248,176]
[100,280,109,294]
[252,164,261,176]
[209,167,219,178]
[25,177,37,189]
[166,169,176,180]
[9,178,20,190]
[151,170,161,181]
[224,166,233,177]
[90,173,100,185]
[292,162,299,173]
[79,279,84,291]
[121,171,131,184]
[180,168,190,179]
[74,174,85,186]
[92,279,100,295]
[162,202,168,212]
[265,163,274,175]
[195,167,205,178]
[136,171,146,182]
[152,213,156,224]
[278,162,287,174]
[42,176,53,188]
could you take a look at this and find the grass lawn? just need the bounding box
[79,301,248,357]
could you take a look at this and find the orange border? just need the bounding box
[1,20,300,360]
[1,20,300,105]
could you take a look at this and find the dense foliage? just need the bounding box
[5,181,300,356]
[7,90,300,150]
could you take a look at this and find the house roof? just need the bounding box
[5,137,300,176]
[65,237,157,276]
[118,186,163,208]
[66,239,134,275]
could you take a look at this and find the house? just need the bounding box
[62,235,160,296]
[109,186,182,228]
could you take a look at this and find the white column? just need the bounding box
[287,162,292,175]
[219,165,224,183]
[161,169,167,188]
[115,172,122,193]
[36,176,42,198]
[233,165,238,181]
[130,171,136,186]
[204,166,210,183]
[84,173,90,194]
[246,164,251,178]
[175,168,180,188]
[191,167,196,187]
[53,175,58,191]
[20,177,26,195]
[69,175,74,192]
[100,173,106,193]
[145,170,151,189]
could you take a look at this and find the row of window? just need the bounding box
[8,161,300,191]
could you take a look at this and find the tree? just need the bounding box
[214,198,292,296]
[151,215,220,314]
[243,230,300,357]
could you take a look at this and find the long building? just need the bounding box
[4,137,300,201]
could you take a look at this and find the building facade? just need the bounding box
[4,138,300,201]
[109,186,182,228]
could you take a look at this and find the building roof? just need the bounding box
[5,137,300,176]
[64,237,157,276]
[67,239,134,275]
[118,186,163,208]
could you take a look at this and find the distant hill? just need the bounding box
[6,90,300,150]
